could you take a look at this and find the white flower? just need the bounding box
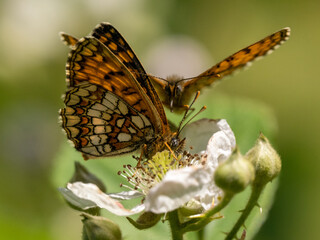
[60,119,236,216]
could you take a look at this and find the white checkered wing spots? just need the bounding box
[60,83,155,159]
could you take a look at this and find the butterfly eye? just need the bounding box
[170,137,180,149]
[165,84,172,95]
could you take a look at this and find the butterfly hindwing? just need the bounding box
[61,83,155,159]
[60,32,78,48]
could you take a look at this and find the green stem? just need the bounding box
[168,210,183,240]
[197,228,204,240]
[225,186,264,240]
[182,193,234,233]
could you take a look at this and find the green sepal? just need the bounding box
[127,212,162,229]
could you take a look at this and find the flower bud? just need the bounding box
[81,213,122,240]
[214,149,255,194]
[127,212,161,229]
[70,162,106,193]
[245,133,281,187]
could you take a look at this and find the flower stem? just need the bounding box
[225,186,264,240]
[182,193,234,233]
[168,210,183,240]
[197,228,204,240]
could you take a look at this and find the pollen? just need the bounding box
[117,150,205,195]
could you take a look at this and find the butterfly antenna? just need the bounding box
[178,105,206,137]
[178,73,221,81]
[146,74,167,81]
[176,91,206,137]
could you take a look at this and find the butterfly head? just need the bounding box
[165,75,186,112]
[169,133,185,154]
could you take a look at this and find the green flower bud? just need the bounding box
[82,213,122,240]
[245,133,281,187]
[127,212,161,229]
[70,162,106,193]
[214,148,255,194]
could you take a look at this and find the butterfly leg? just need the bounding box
[164,142,178,160]
[136,144,148,168]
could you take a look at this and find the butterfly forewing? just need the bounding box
[90,23,168,127]
[149,28,290,112]
[61,36,170,159]
[60,23,169,127]
[67,37,162,127]
[194,27,291,81]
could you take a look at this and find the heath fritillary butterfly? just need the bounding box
[60,22,184,160]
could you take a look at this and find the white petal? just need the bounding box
[108,191,144,200]
[205,119,236,171]
[216,119,236,149]
[144,166,212,214]
[181,118,235,154]
[198,185,223,210]
[67,182,145,216]
[181,119,235,209]
[59,187,97,209]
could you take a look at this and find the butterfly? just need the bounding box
[149,27,291,112]
[59,22,185,160]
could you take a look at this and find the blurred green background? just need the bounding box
[0,0,319,239]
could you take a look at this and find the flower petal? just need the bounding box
[108,191,144,200]
[59,187,97,209]
[66,182,145,216]
[198,185,223,210]
[181,119,235,154]
[144,166,212,214]
[206,119,236,169]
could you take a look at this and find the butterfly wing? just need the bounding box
[147,76,171,108]
[61,37,165,159]
[61,84,155,159]
[179,28,291,108]
[60,32,78,48]
[60,23,169,129]
[90,23,168,128]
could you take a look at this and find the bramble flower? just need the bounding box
[60,119,236,217]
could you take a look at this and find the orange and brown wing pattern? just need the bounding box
[59,23,168,128]
[66,37,162,128]
[61,37,164,159]
[61,83,155,159]
[60,32,78,48]
[90,23,168,127]
[180,28,291,105]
